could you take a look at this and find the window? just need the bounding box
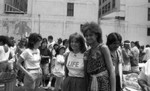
[4,0,27,14]
[149,0,150,3]
[99,0,101,6]
[112,0,116,8]
[80,24,83,30]
[147,28,150,36]
[148,8,150,21]
[108,2,110,11]
[103,0,106,3]
[102,7,105,14]
[67,3,74,16]
[98,9,101,18]
[115,16,125,20]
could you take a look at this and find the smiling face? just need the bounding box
[84,30,98,46]
[70,37,80,53]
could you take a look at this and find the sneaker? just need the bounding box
[50,87,55,90]
[19,82,24,86]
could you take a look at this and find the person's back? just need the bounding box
[131,46,139,66]
[130,42,140,72]
[142,47,150,63]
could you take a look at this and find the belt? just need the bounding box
[26,68,40,70]
[91,70,108,91]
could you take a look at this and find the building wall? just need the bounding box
[125,0,150,46]
[33,0,98,40]
[100,0,150,46]
[0,0,98,41]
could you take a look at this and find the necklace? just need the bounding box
[74,53,77,57]
[90,43,100,54]
[72,52,79,57]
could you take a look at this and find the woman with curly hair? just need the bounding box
[81,22,116,91]
[17,33,42,91]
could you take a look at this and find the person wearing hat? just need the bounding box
[52,46,66,91]
[122,40,132,72]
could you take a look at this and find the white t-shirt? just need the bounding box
[143,47,150,61]
[0,46,5,62]
[3,47,11,61]
[53,54,65,77]
[138,59,150,86]
[66,52,84,77]
[48,41,55,50]
[20,48,41,69]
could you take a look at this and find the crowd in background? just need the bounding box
[0,22,150,91]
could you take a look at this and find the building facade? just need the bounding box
[100,0,150,46]
[0,0,98,41]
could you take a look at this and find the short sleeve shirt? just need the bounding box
[138,59,150,86]
[20,48,41,69]
[0,46,5,62]
[66,52,84,77]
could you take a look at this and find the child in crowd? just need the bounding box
[39,38,52,87]
[15,38,27,86]
[52,46,65,91]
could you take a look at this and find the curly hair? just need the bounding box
[0,35,12,47]
[27,33,42,49]
[106,32,122,46]
[80,22,103,43]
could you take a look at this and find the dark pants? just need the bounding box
[116,75,121,91]
[17,70,25,82]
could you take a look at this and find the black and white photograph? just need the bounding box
[0,0,149,91]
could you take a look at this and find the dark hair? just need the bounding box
[42,38,48,44]
[27,33,42,49]
[63,39,68,45]
[81,22,103,43]
[40,38,48,47]
[48,35,53,40]
[18,38,28,48]
[131,41,134,44]
[124,40,130,44]
[106,32,122,46]
[134,41,140,49]
[53,43,59,48]
[58,46,66,53]
[9,36,14,40]
[146,44,150,47]
[57,38,63,44]
[68,32,86,53]
[0,35,12,47]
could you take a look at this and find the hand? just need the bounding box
[143,86,150,91]
[26,73,35,81]
[147,87,150,91]
[41,55,49,58]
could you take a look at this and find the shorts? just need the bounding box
[24,68,42,91]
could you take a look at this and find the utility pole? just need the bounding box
[38,14,41,34]
[98,0,100,24]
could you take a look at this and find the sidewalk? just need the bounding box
[0,86,52,91]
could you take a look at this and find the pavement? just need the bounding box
[0,86,53,91]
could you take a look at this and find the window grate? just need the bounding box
[4,0,27,14]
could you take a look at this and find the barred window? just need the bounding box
[67,3,74,16]
[148,8,150,21]
[5,0,28,14]
[147,28,150,36]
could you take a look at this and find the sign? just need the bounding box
[99,0,120,18]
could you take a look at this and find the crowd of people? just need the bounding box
[0,21,150,91]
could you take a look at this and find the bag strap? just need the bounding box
[64,52,70,77]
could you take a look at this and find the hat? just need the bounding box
[59,46,66,50]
